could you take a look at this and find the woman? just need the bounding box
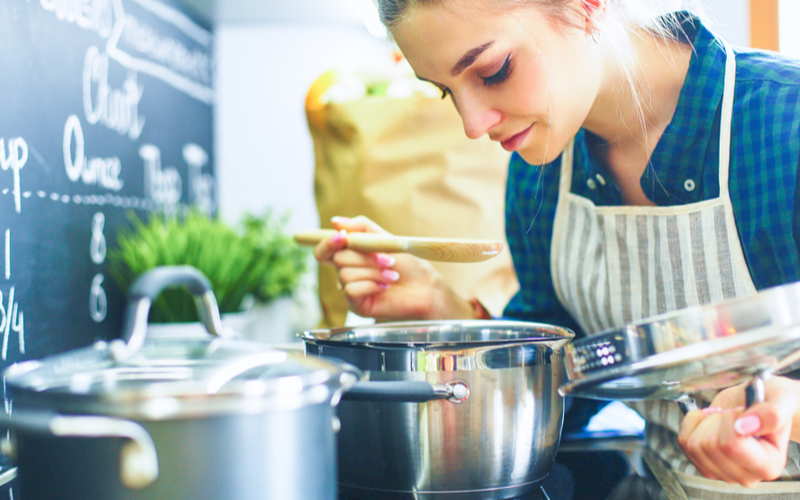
[314,0,800,497]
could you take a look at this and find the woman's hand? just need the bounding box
[677,376,800,487]
[313,215,474,321]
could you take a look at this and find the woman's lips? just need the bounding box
[500,124,533,152]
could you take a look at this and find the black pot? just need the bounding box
[2,266,357,500]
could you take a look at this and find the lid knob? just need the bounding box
[115,266,229,361]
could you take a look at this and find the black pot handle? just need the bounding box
[0,410,159,489]
[115,266,228,360]
[676,371,769,415]
[342,380,470,404]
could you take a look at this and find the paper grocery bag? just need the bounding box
[307,95,519,328]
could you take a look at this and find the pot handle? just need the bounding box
[115,266,229,361]
[0,410,159,489]
[342,380,470,404]
[675,371,769,415]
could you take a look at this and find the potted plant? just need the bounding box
[108,209,309,342]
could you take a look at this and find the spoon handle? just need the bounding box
[294,229,409,253]
[293,229,503,263]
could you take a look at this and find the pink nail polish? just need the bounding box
[381,269,400,281]
[331,229,347,244]
[375,254,396,267]
[702,406,722,414]
[734,415,762,436]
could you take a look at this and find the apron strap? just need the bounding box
[558,137,575,195]
[717,41,736,198]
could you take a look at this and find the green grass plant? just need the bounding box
[108,210,308,323]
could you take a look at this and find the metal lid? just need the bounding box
[559,281,800,401]
[4,267,358,419]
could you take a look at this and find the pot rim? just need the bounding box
[299,319,574,348]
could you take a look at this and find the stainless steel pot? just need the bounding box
[2,266,358,500]
[300,320,574,500]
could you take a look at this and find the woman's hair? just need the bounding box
[377,0,708,137]
[376,1,704,45]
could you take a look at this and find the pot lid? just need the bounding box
[4,267,358,419]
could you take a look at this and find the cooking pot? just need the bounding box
[300,320,574,500]
[1,266,358,500]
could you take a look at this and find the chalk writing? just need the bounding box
[63,115,124,191]
[5,231,9,282]
[140,144,181,207]
[106,0,213,104]
[90,274,107,323]
[0,138,27,214]
[183,143,214,216]
[0,287,24,361]
[39,0,114,38]
[122,14,210,85]
[83,47,145,140]
[90,212,106,264]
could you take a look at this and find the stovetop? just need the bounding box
[339,486,549,500]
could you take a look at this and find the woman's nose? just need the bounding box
[456,93,502,140]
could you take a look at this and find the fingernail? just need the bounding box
[702,406,722,414]
[381,269,400,281]
[375,254,396,267]
[331,216,351,224]
[734,415,762,436]
[378,283,390,290]
[331,229,347,244]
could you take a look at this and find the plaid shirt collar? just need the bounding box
[573,14,727,206]
[642,14,727,205]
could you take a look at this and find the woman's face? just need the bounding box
[392,1,604,165]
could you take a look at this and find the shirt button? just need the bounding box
[587,178,597,190]
[684,179,696,192]
[595,174,607,186]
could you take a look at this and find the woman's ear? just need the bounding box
[583,0,602,13]
[583,0,606,37]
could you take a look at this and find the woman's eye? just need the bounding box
[481,55,512,87]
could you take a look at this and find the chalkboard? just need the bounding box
[0,0,214,489]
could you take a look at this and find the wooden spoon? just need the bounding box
[294,229,504,263]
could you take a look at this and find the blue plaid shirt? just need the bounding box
[503,15,800,337]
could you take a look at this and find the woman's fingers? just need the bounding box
[702,411,774,486]
[719,411,788,485]
[339,266,399,289]
[342,279,390,299]
[332,249,396,269]
[314,229,348,263]
[678,378,799,488]
[331,215,390,235]
[680,410,725,481]
[681,410,758,485]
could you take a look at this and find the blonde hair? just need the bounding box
[377,0,708,139]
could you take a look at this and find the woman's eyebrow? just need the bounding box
[451,41,495,76]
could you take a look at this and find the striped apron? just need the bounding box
[550,40,800,499]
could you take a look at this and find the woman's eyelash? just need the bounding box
[482,55,512,86]
[439,54,511,99]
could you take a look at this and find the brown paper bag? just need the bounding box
[307,95,519,328]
